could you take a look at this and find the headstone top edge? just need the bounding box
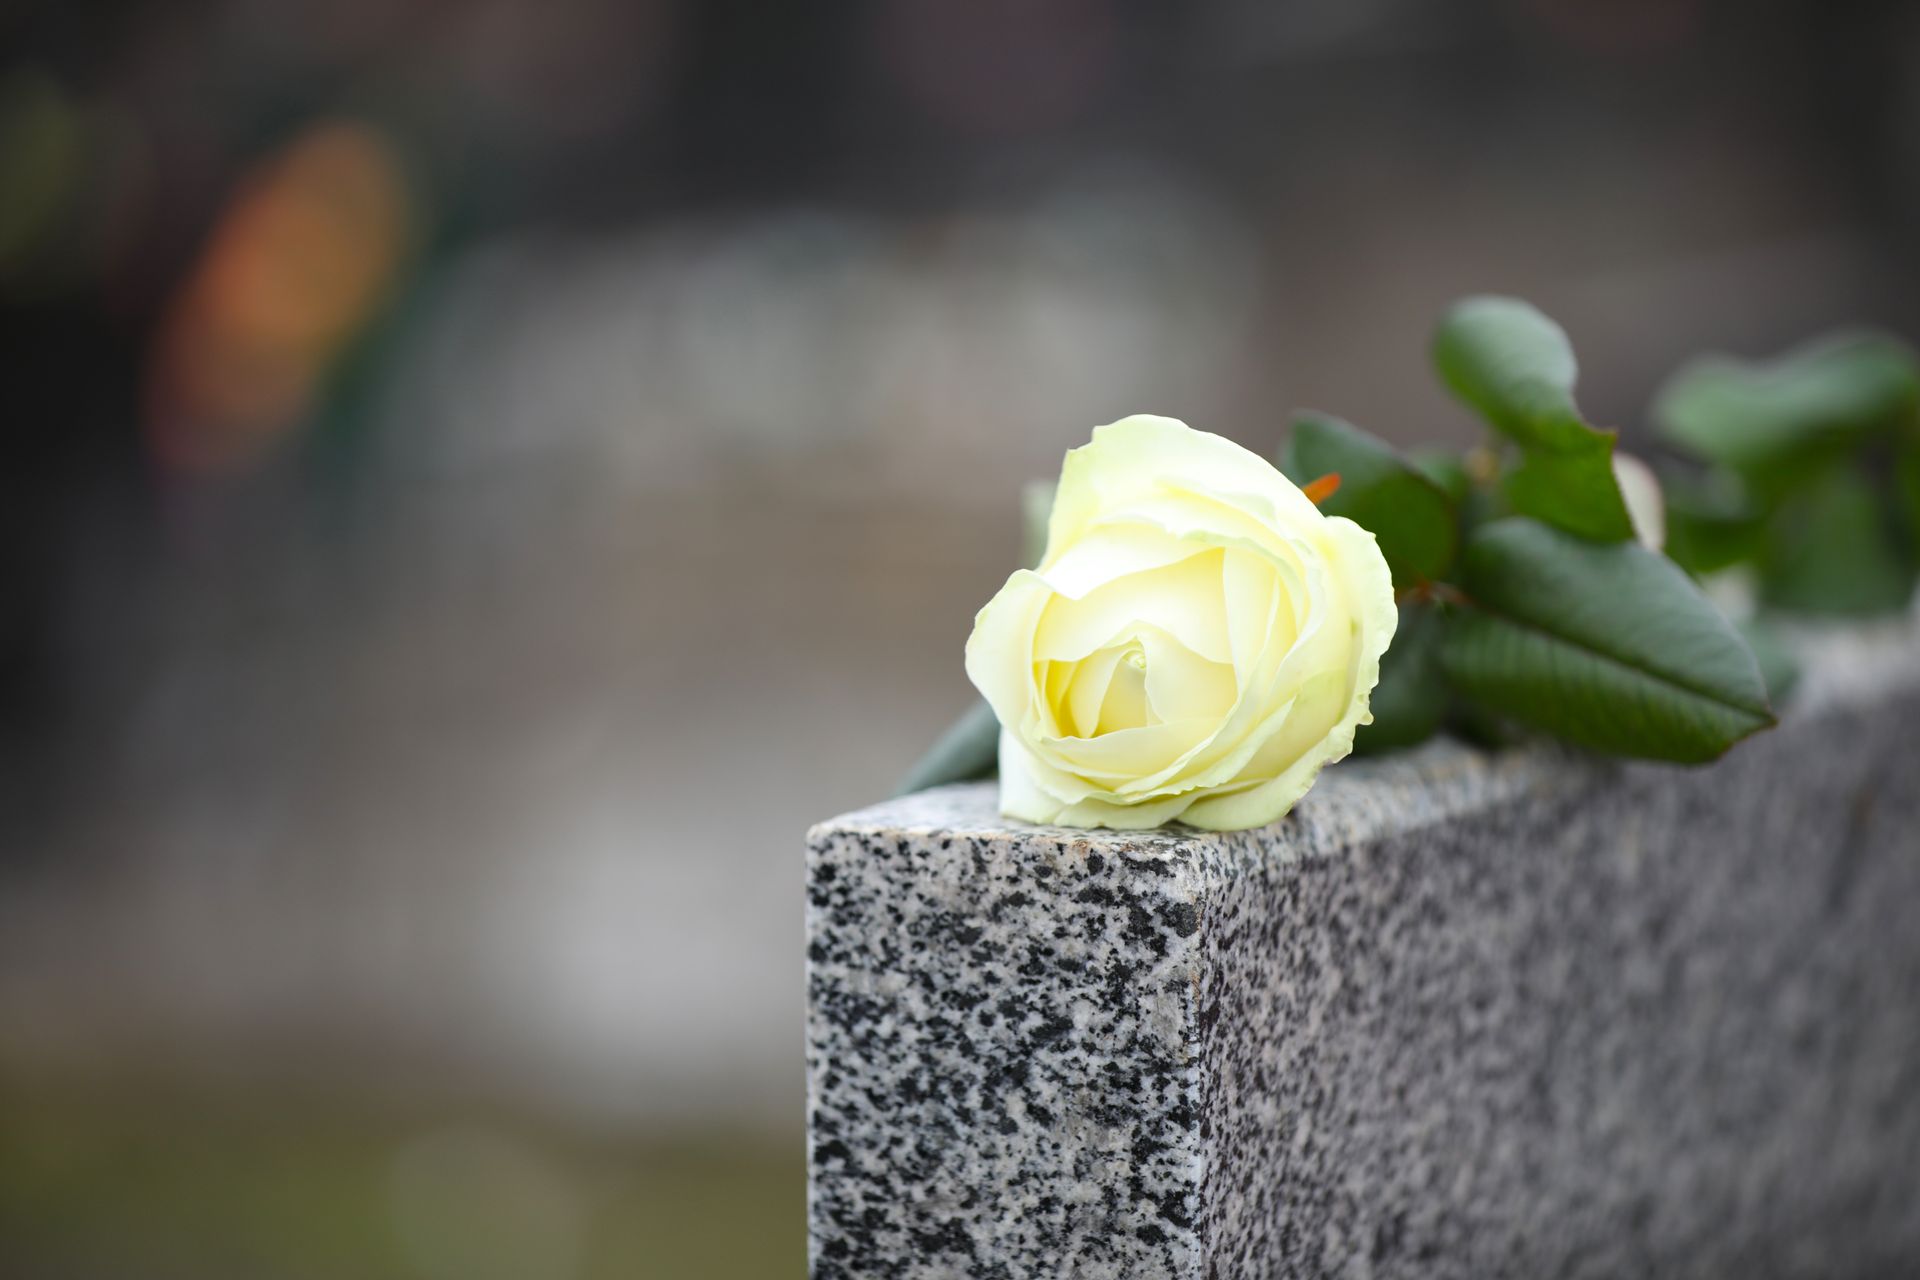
[810,618,1920,855]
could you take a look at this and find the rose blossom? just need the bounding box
[965,415,1396,830]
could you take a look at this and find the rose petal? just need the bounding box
[963,569,1053,733]
[1178,517,1396,830]
[1137,624,1237,725]
[1046,415,1323,559]
[1094,642,1151,734]
[1107,551,1325,797]
[1060,644,1129,737]
[1047,789,1199,831]
[1036,715,1216,780]
[1033,550,1231,665]
[1223,546,1282,676]
[1040,521,1206,598]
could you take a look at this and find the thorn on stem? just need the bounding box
[1395,579,1473,608]
[1302,472,1341,505]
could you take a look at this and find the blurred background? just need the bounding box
[3,0,1920,1274]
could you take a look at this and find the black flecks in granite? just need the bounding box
[808,629,1920,1278]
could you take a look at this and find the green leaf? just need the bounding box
[896,699,1000,795]
[1433,296,1585,445]
[1440,518,1774,762]
[1431,295,1634,542]
[1758,466,1916,616]
[1660,465,1766,576]
[1737,618,1801,706]
[1408,447,1511,540]
[1282,413,1457,587]
[1445,697,1526,751]
[1653,331,1920,480]
[1409,447,1471,505]
[1501,443,1635,544]
[1897,439,1920,561]
[1352,601,1447,754]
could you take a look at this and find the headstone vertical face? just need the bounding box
[807,628,1920,1280]
[805,790,1218,1278]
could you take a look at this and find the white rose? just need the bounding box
[965,415,1397,831]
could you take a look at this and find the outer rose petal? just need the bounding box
[1044,415,1325,567]
[963,569,1052,735]
[998,730,1200,830]
[995,730,1068,825]
[1178,517,1396,830]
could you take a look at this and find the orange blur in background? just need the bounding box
[147,123,409,475]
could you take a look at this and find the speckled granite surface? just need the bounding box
[806,623,1920,1279]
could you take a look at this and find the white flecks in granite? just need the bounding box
[806,629,1920,1279]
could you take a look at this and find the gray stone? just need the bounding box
[806,622,1920,1279]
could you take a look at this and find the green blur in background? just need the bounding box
[1,1064,800,1279]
